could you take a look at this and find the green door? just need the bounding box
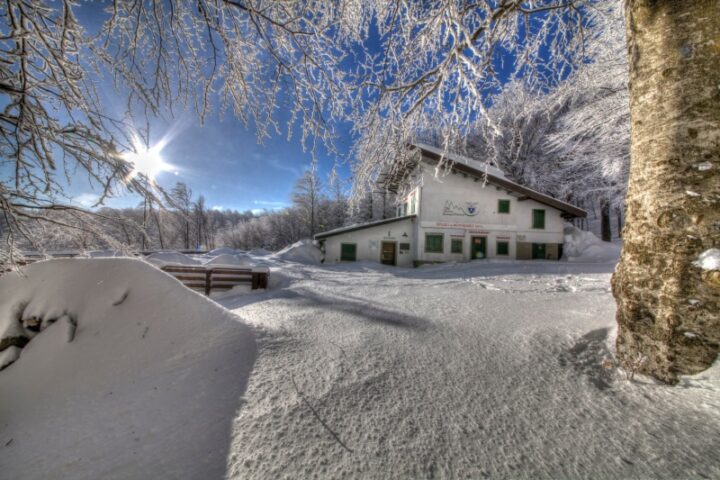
[532,243,546,259]
[471,236,486,259]
[340,243,357,261]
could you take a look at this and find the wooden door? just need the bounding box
[381,242,396,266]
[471,236,486,259]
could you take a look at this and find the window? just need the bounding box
[425,233,444,253]
[532,209,546,229]
[498,199,510,214]
[496,241,509,256]
[410,197,416,214]
[451,238,463,254]
[340,243,357,261]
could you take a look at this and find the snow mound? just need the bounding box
[203,253,253,267]
[271,239,323,264]
[144,251,200,266]
[0,258,255,479]
[694,249,720,271]
[563,225,621,262]
[248,248,271,256]
[208,247,241,256]
[85,250,124,258]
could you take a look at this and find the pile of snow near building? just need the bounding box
[563,225,621,262]
[271,239,324,264]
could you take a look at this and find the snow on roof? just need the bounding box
[412,142,506,178]
[315,215,417,240]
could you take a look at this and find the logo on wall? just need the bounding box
[443,201,479,216]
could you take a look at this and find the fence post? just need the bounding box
[205,269,212,295]
[251,272,259,290]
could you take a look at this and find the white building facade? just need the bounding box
[316,144,586,266]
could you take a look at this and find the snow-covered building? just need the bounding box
[315,144,587,266]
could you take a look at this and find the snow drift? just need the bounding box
[563,225,621,262]
[203,253,253,267]
[0,258,256,480]
[271,239,323,264]
[144,251,201,266]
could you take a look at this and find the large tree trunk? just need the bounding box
[612,0,720,384]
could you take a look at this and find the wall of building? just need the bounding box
[321,218,416,267]
[516,242,560,260]
[414,162,565,263]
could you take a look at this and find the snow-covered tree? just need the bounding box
[292,163,323,238]
[171,183,193,250]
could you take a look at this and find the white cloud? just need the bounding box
[211,205,224,211]
[252,200,287,207]
[74,193,100,208]
[267,157,301,176]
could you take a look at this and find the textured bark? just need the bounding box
[612,0,720,383]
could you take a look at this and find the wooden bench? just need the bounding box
[160,265,269,295]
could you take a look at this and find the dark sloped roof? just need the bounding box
[413,144,587,218]
[314,215,417,240]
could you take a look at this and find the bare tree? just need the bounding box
[171,182,193,250]
[292,162,322,237]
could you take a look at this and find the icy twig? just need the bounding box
[290,375,353,453]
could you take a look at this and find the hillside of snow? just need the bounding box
[0,258,256,480]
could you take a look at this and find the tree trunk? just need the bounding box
[612,0,720,384]
[600,200,612,242]
[615,207,623,239]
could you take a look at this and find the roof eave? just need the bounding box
[314,215,417,240]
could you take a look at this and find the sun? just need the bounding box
[122,134,171,182]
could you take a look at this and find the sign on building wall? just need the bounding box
[443,200,479,216]
[423,221,517,231]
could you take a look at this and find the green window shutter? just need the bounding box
[496,241,509,255]
[340,243,356,261]
[498,199,510,214]
[425,234,443,253]
[532,209,545,229]
[451,238,463,253]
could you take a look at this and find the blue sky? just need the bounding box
[66,2,355,215]
[70,111,354,214]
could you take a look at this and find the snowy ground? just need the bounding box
[1,254,719,479]
[221,260,720,479]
